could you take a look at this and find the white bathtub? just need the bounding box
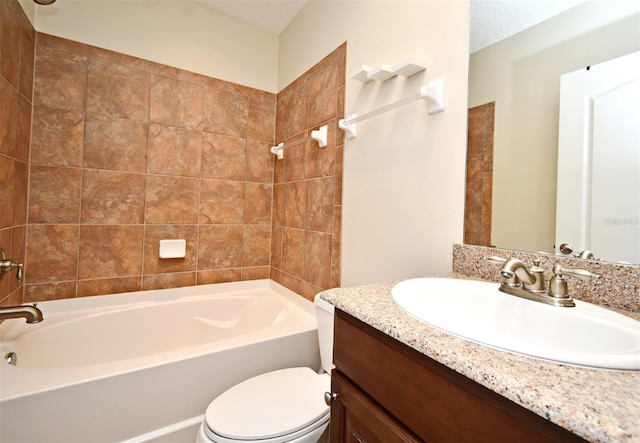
[0,279,320,442]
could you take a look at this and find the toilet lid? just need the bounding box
[205,367,330,441]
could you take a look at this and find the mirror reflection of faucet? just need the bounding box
[558,243,600,261]
[485,256,601,307]
[575,250,597,260]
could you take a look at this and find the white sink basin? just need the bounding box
[391,278,640,371]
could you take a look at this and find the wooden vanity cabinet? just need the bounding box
[330,370,421,442]
[330,309,586,442]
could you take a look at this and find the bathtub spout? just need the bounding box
[0,304,43,323]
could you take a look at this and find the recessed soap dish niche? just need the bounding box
[350,58,426,83]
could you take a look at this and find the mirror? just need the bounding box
[466,0,640,264]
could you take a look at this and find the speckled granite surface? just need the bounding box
[320,279,640,443]
[452,244,640,313]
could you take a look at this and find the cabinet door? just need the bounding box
[329,370,421,443]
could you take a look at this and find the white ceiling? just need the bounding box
[198,0,587,52]
[469,0,587,53]
[196,0,309,35]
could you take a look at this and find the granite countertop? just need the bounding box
[319,276,640,443]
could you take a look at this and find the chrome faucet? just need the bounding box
[486,256,600,307]
[557,243,599,260]
[499,258,542,290]
[0,304,43,323]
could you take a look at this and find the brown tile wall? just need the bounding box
[0,0,34,306]
[23,33,278,301]
[2,4,345,304]
[465,102,494,247]
[271,44,345,301]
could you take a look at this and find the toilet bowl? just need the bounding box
[196,295,335,443]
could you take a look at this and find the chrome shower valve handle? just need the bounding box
[0,248,24,283]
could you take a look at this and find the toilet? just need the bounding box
[195,294,335,443]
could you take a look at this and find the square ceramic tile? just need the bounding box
[81,170,146,224]
[84,114,148,172]
[197,225,243,269]
[202,87,248,137]
[199,179,244,224]
[201,133,246,180]
[147,125,202,177]
[150,74,202,129]
[30,105,84,167]
[29,165,81,223]
[34,45,87,111]
[145,175,199,224]
[78,225,143,279]
[25,224,79,283]
[86,59,149,120]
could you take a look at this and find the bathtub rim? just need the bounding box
[8,279,316,316]
[0,279,318,401]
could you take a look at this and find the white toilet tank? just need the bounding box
[313,295,335,374]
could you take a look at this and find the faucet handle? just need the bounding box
[0,247,24,283]
[549,265,600,298]
[0,260,24,282]
[556,265,601,281]
[484,256,507,264]
[15,263,23,282]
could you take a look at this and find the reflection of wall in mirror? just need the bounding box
[465,103,494,247]
[556,51,640,264]
[468,1,640,258]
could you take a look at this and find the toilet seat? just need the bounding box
[203,367,331,443]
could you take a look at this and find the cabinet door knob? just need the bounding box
[324,391,338,405]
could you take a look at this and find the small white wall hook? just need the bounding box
[270,142,285,160]
[311,124,328,147]
[420,77,445,114]
[338,114,357,140]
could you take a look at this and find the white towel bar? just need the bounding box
[270,124,328,160]
[339,78,445,139]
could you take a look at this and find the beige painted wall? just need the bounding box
[20,0,279,92]
[469,1,640,254]
[280,1,470,285]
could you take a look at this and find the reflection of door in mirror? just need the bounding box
[556,51,640,263]
[465,103,494,247]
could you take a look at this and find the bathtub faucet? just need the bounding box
[0,304,43,323]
